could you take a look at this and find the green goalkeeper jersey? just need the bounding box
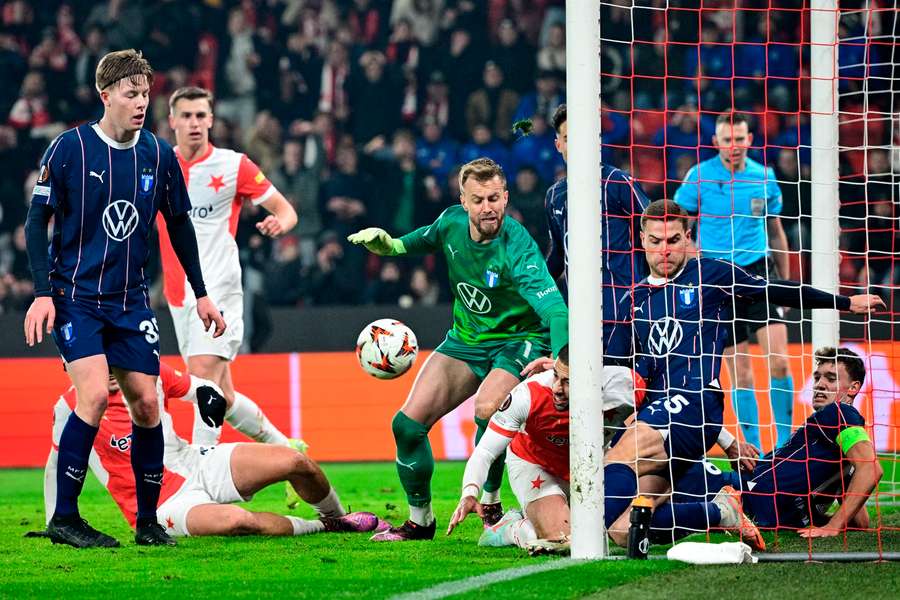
[398,205,567,346]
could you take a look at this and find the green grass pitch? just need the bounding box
[0,462,897,598]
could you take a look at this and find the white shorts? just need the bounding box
[169,290,244,361]
[506,448,569,510]
[157,443,250,537]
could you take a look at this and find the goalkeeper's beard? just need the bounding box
[474,213,504,239]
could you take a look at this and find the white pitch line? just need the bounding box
[389,558,582,600]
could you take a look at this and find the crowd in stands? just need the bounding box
[0,0,897,323]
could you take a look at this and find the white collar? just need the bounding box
[646,261,688,286]
[91,122,141,150]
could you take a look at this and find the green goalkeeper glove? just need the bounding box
[347,228,405,256]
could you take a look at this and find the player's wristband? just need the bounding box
[462,483,480,499]
[389,238,406,256]
[836,426,869,454]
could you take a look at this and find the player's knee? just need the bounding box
[770,357,790,379]
[391,411,427,446]
[473,391,503,421]
[288,452,319,478]
[127,394,160,425]
[77,389,109,417]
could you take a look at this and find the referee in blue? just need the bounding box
[24,50,225,548]
[674,112,793,450]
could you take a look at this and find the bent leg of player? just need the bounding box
[756,321,794,447]
[726,329,762,449]
[607,473,672,546]
[372,351,480,541]
[473,367,520,522]
[47,352,120,548]
[603,421,669,531]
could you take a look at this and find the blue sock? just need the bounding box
[650,501,721,544]
[603,463,637,529]
[770,375,794,448]
[54,412,99,519]
[732,389,760,448]
[131,422,164,522]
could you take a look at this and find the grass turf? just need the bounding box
[0,462,897,598]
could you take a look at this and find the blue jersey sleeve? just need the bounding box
[30,134,69,209]
[673,165,700,213]
[159,145,191,219]
[810,402,866,445]
[765,166,782,216]
[544,181,566,280]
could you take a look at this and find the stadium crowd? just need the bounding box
[1,0,897,322]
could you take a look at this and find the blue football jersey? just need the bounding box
[544,164,651,325]
[618,258,769,400]
[31,123,190,307]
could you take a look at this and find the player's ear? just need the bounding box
[746,131,753,146]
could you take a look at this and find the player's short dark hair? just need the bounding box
[459,158,506,189]
[715,111,751,130]
[551,104,567,133]
[557,345,569,366]
[95,49,153,92]
[814,346,866,388]
[169,86,215,113]
[641,199,690,232]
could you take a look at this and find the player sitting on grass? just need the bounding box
[601,199,883,543]
[640,346,883,545]
[447,347,761,554]
[348,158,568,541]
[42,363,386,539]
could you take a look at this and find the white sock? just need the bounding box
[191,403,222,446]
[507,517,537,549]
[226,391,289,445]
[311,487,345,518]
[480,490,501,505]
[409,504,434,527]
[286,515,325,535]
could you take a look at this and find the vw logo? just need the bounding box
[647,316,683,357]
[102,199,139,241]
[456,282,492,314]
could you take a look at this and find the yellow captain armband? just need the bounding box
[836,426,870,454]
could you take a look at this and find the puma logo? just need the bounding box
[89,170,105,184]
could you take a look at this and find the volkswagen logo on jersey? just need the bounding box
[102,199,140,241]
[140,168,155,193]
[456,282,492,314]
[648,317,683,357]
[678,287,696,307]
[485,270,500,288]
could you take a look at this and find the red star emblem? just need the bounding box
[208,174,225,193]
[166,516,175,530]
[531,474,545,489]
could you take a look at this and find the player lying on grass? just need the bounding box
[630,346,883,546]
[600,200,883,542]
[446,347,760,553]
[42,363,386,539]
[348,158,568,541]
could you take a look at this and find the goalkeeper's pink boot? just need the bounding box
[321,512,389,533]
[370,519,436,542]
[713,485,766,552]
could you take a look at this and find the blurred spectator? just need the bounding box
[490,19,535,94]
[652,104,716,182]
[416,117,459,180]
[268,134,326,266]
[513,69,563,125]
[84,0,144,50]
[279,29,324,122]
[305,230,365,305]
[0,32,27,118]
[346,0,388,48]
[245,111,283,175]
[459,124,511,175]
[439,27,486,140]
[537,22,565,72]
[143,0,201,72]
[386,18,421,72]
[71,26,108,121]
[509,113,559,183]
[363,129,427,231]
[465,61,519,143]
[318,41,351,123]
[216,8,262,133]
[407,265,439,306]
[266,236,305,307]
[774,148,811,254]
[8,71,65,143]
[365,260,410,305]
[508,165,548,251]
[319,144,373,237]
[348,50,401,145]
[419,70,450,130]
[391,0,444,47]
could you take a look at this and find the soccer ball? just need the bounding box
[356,319,419,379]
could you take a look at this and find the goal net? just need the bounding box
[567,0,899,559]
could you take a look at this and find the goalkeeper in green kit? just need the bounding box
[349,158,568,541]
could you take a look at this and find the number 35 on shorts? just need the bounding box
[648,394,690,415]
[139,318,160,344]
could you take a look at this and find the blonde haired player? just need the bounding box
[160,86,306,504]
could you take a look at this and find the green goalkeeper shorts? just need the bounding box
[435,333,551,380]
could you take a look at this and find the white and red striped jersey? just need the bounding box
[47,364,195,527]
[157,145,275,306]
